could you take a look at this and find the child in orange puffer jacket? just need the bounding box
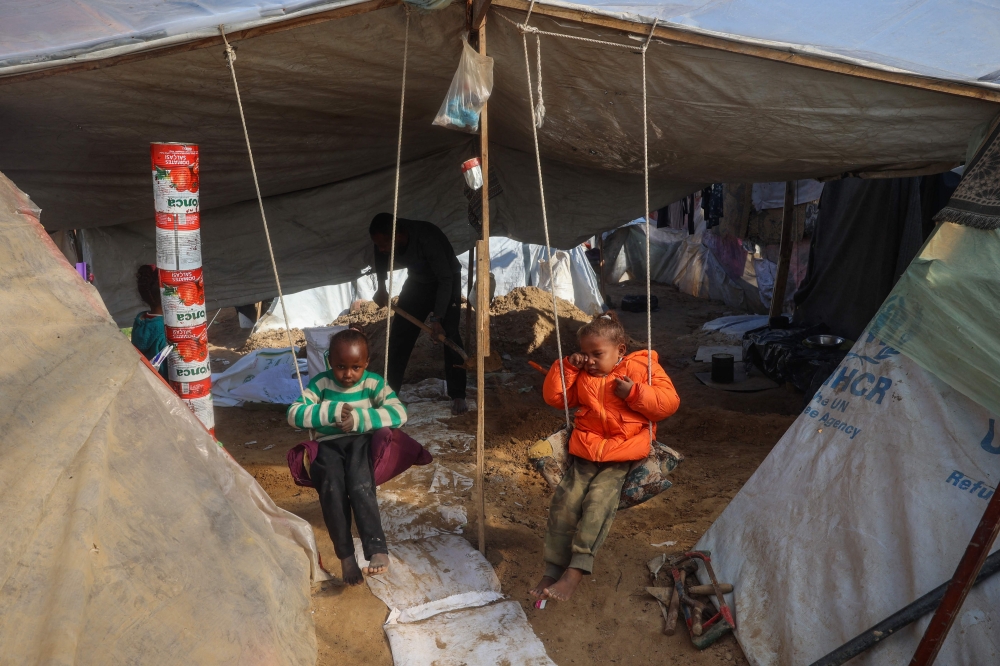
[530,311,679,602]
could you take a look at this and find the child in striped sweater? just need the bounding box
[287,328,407,584]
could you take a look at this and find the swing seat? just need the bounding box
[527,427,683,509]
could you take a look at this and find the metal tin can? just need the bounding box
[155,211,200,231]
[151,143,200,214]
[156,227,202,271]
[171,377,212,398]
[168,349,211,382]
[160,279,206,327]
[183,394,215,433]
[159,267,202,286]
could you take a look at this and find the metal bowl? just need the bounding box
[804,334,845,349]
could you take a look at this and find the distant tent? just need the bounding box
[0,173,326,665]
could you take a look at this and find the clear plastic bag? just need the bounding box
[433,38,494,133]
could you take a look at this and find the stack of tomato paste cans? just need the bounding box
[150,142,214,435]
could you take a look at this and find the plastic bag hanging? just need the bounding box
[433,38,494,133]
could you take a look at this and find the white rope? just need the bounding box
[641,20,657,445]
[522,30,570,430]
[499,11,644,51]
[533,35,545,128]
[384,7,411,375]
[220,27,304,395]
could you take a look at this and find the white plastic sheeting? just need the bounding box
[0,171,326,665]
[696,332,1000,665]
[211,348,306,406]
[356,393,553,665]
[7,0,1000,85]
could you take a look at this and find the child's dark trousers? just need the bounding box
[310,433,387,560]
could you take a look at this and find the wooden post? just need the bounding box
[466,244,475,354]
[909,488,1000,665]
[598,235,606,303]
[474,21,490,556]
[769,181,795,325]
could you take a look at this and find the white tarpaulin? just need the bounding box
[696,335,1000,664]
[0,171,327,665]
[211,347,307,406]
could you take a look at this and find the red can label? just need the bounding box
[159,267,202,285]
[171,377,212,398]
[155,212,200,231]
[161,278,206,328]
[165,322,207,344]
[151,143,200,214]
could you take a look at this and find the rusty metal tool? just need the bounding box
[392,304,502,372]
[685,551,736,629]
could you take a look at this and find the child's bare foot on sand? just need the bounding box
[341,555,364,586]
[529,576,557,599]
[545,568,584,601]
[364,552,389,575]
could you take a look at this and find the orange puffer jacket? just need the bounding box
[542,350,680,463]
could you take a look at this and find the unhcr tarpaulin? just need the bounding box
[696,221,1000,665]
[0,172,324,664]
[2,0,999,317]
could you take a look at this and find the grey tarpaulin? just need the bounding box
[1,3,998,321]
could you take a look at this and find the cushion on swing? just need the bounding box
[618,440,684,510]
[287,428,433,488]
[528,428,683,509]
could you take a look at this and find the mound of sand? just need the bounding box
[490,286,591,358]
[240,327,305,353]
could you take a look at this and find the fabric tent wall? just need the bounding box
[793,177,929,340]
[0,171,322,664]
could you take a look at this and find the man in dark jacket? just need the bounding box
[370,213,468,415]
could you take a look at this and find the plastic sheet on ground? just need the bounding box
[701,314,768,341]
[383,601,555,666]
[360,392,555,665]
[211,347,306,406]
[356,535,503,623]
[696,330,1000,665]
[0,171,324,665]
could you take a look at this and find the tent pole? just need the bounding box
[769,181,795,324]
[474,21,491,556]
[466,244,475,354]
[909,487,1000,665]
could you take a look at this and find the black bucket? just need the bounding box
[711,353,735,384]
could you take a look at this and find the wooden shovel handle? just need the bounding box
[392,305,469,361]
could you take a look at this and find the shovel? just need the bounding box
[392,305,503,373]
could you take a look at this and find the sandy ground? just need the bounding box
[208,281,802,666]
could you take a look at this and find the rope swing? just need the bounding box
[513,7,659,440]
[220,26,305,396]
[385,7,411,374]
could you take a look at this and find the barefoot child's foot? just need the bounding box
[529,576,557,599]
[364,552,389,575]
[341,555,364,586]
[545,568,584,601]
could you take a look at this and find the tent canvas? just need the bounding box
[1,0,996,316]
[0,172,326,664]
[695,220,1000,665]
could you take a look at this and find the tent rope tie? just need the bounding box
[521,28,571,430]
[641,19,657,445]
[220,26,304,395]
[501,11,645,51]
[517,11,660,445]
[385,6,411,376]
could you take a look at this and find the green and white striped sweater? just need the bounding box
[286,370,407,441]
